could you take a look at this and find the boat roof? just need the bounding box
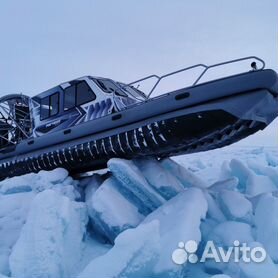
[32,76,91,100]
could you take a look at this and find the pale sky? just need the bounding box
[0,0,277,146]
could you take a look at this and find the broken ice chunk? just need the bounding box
[87,177,144,243]
[108,158,165,214]
[134,157,184,200]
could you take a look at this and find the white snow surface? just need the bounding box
[0,146,277,277]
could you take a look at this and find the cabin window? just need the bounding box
[40,92,59,120]
[92,78,127,97]
[64,85,75,111]
[95,79,109,92]
[50,93,59,116]
[40,97,50,120]
[64,81,96,111]
[76,81,96,106]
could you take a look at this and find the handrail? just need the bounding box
[128,56,265,99]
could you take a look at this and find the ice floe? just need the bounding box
[0,146,277,278]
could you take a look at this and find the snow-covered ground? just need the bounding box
[0,146,277,278]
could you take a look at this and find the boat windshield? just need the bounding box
[117,82,146,101]
[91,78,127,97]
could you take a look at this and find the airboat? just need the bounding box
[0,56,277,180]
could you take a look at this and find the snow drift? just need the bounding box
[0,146,277,278]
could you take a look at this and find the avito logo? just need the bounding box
[172,240,267,264]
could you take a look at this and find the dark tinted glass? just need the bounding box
[50,93,59,116]
[40,97,49,120]
[105,80,127,97]
[64,85,75,111]
[76,81,96,106]
[96,79,109,92]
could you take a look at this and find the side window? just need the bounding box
[76,81,96,106]
[40,97,50,120]
[63,81,96,111]
[64,85,75,111]
[50,93,59,116]
[40,92,59,120]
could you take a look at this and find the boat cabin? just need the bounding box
[31,76,146,137]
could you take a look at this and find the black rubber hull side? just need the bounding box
[0,110,265,179]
